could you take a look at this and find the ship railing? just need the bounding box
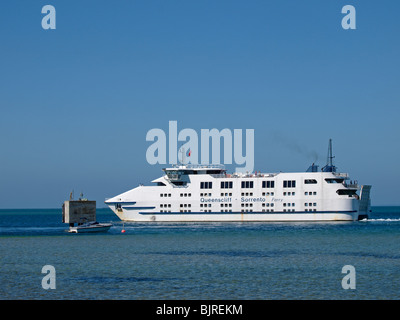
[333,172,349,178]
[343,182,359,189]
[209,174,228,178]
[170,164,225,169]
[210,173,278,179]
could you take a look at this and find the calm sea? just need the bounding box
[1,207,399,300]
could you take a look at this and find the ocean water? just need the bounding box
[1,207,400,300]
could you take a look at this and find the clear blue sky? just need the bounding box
[0,0,399,208]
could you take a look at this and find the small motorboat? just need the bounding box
[68,221,112,233]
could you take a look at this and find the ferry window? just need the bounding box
[337,189,357,196]
[262,181,275,188]
[160,194,163,197]
[325,178,344,184]
[283,180,296,188]
[305,179,317,184]
[201,182,212,189]
[241,181,254,188]
[221,181,233,189]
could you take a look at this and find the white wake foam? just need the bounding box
[360,218,400,222]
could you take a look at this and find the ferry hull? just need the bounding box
[109,208,360,222]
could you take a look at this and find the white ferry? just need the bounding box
[105,141,371,222]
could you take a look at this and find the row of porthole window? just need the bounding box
[162,191,317,198]
[283,192,295,196]
[220,203,233,207]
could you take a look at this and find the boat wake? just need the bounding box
[360,218,400,222]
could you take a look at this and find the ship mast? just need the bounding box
[322,139,336,172]
[179,146,186,165]
[327,138,334,167]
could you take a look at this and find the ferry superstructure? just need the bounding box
[105,141,371,222]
